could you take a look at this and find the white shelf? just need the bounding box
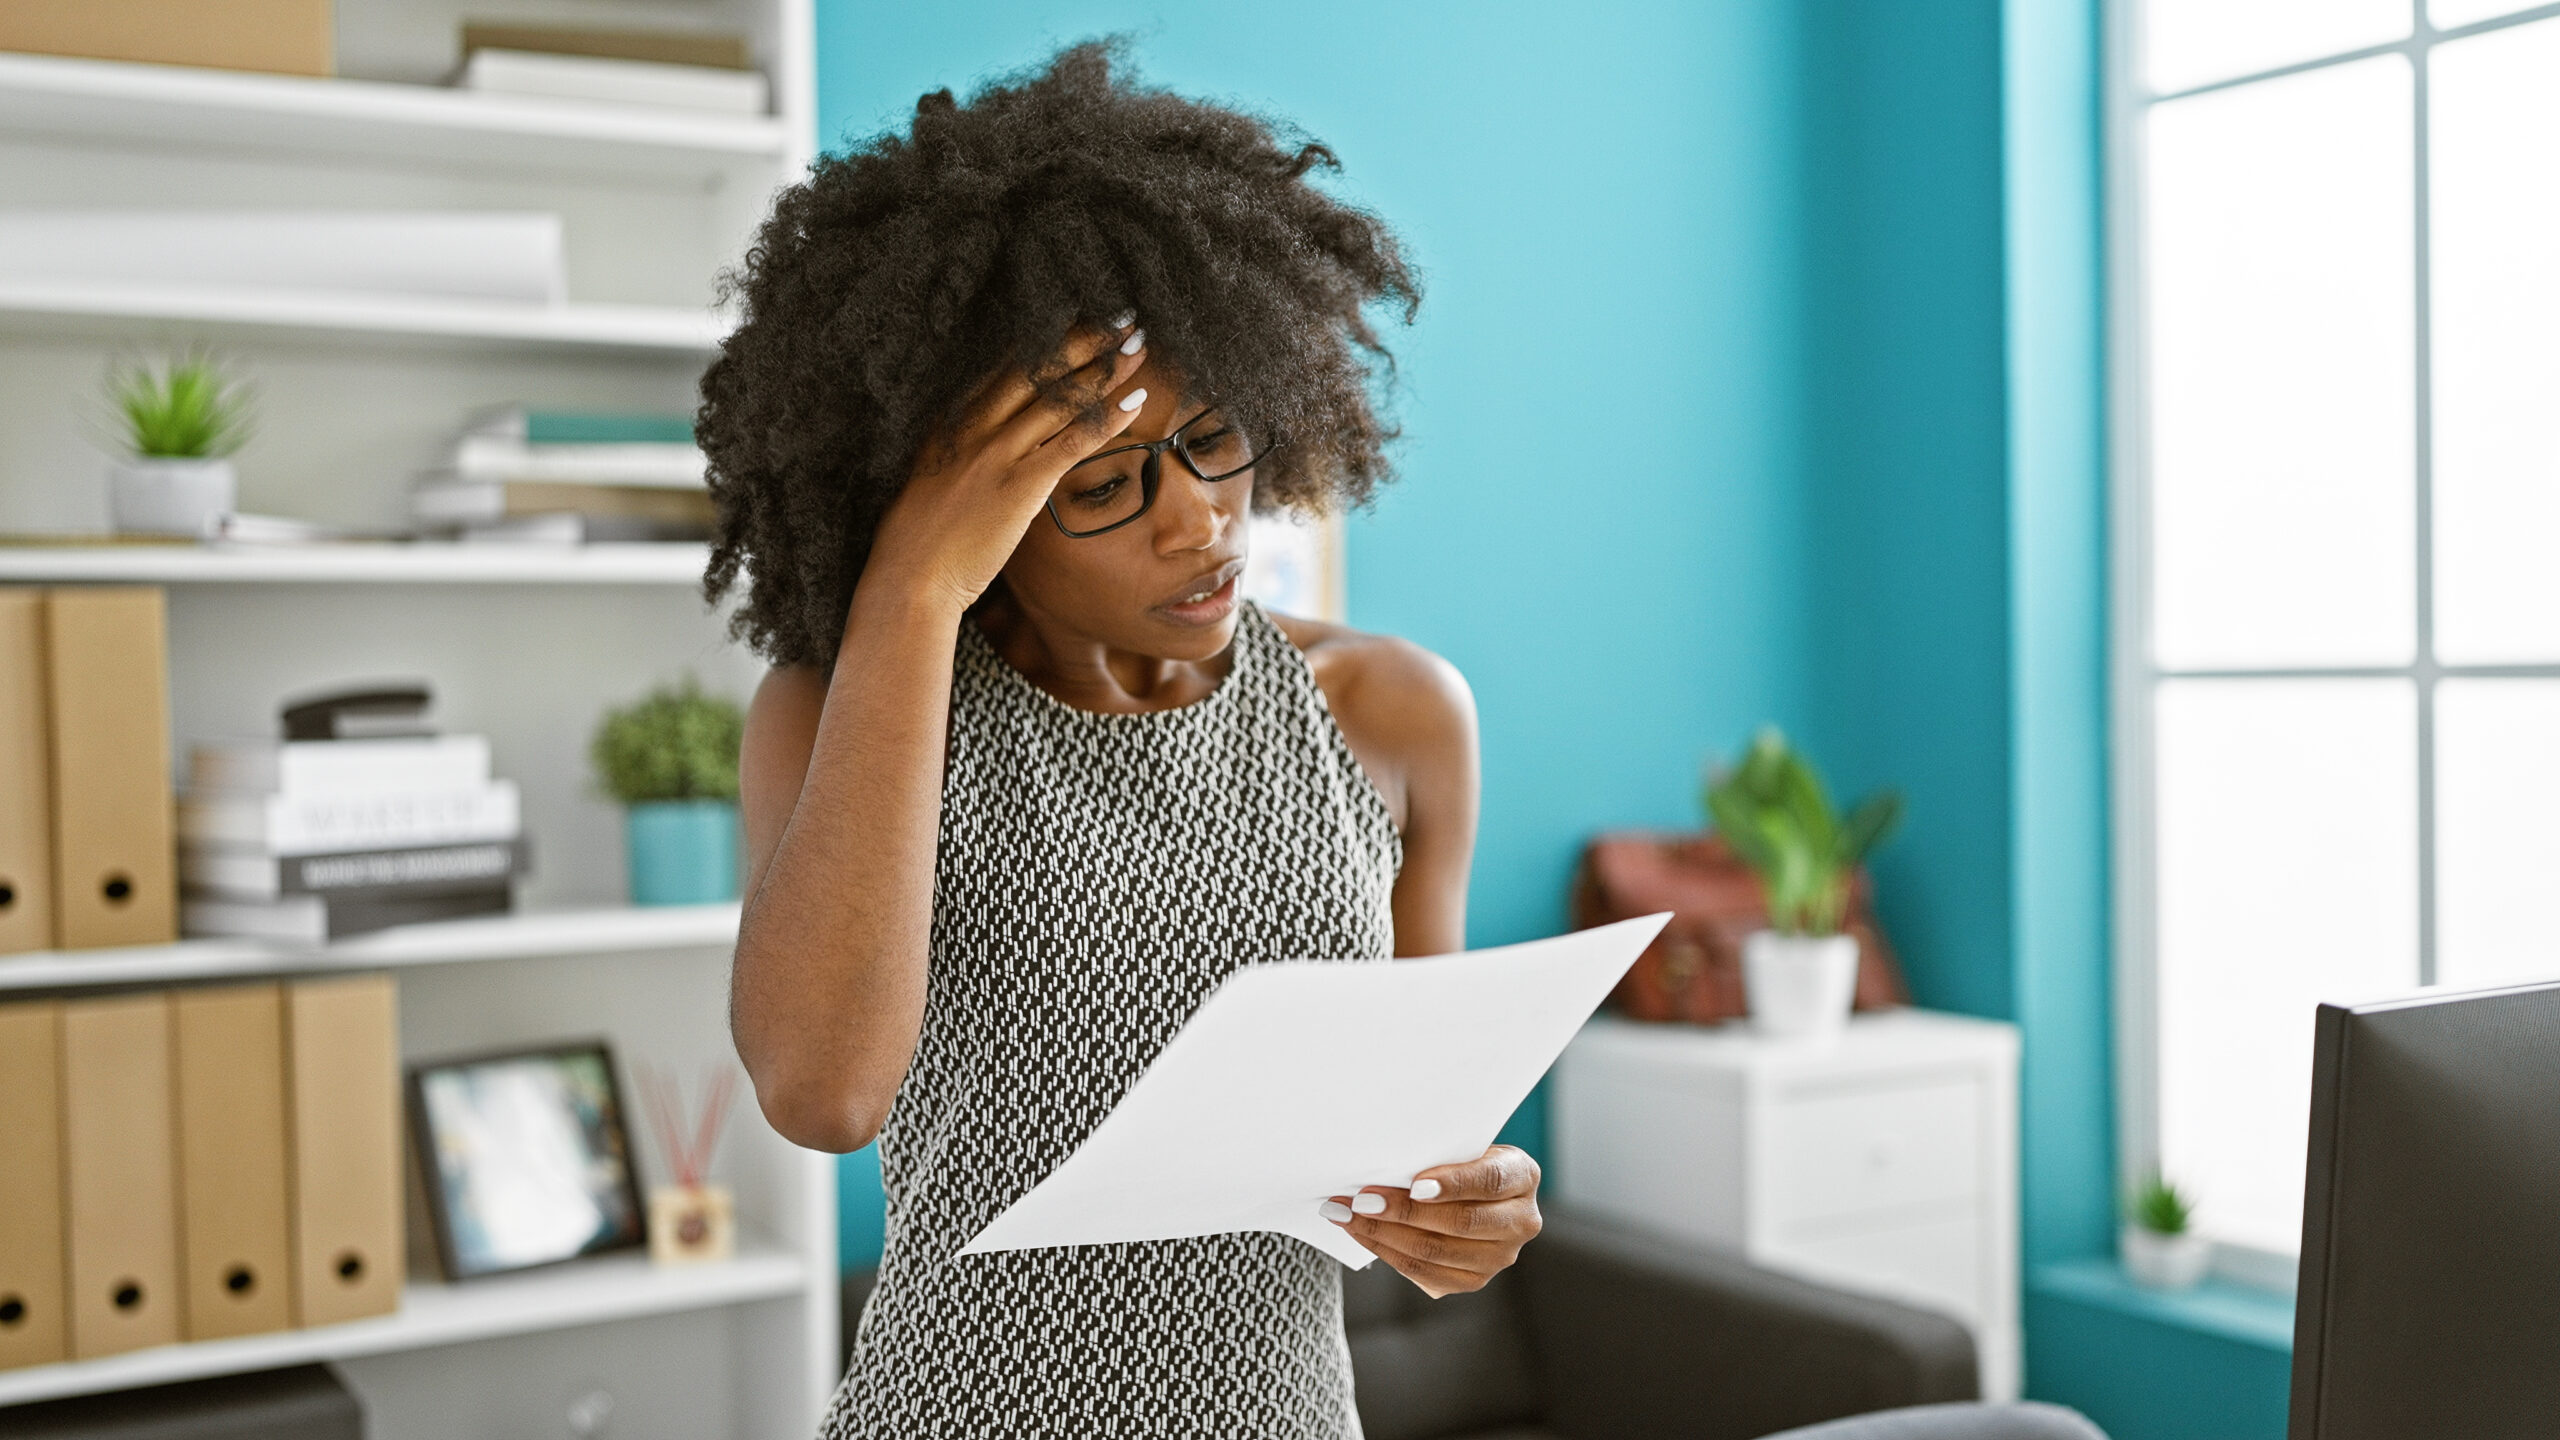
[0,541,713,585]
[0,902,740,991]
[0,51,795,184]
[0,1245,807,1407]
[0,279,727,354]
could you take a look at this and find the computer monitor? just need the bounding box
[2288,978,2560,1439]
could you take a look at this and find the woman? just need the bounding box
[703,43,1537,1437]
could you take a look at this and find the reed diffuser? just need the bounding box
[637,1062,739,1266]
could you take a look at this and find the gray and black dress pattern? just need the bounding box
[824,601,1402,1438]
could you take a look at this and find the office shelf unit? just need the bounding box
[0,51,796,183]
[0,279,727,354]
[0,903,743,991]
[0,542,712,586]
[0,5,833,1438]
[0,1242,808,1409]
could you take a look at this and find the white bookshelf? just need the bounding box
[0,280,727,355]
[0,1245,808,1408]
[0,542,712,585]
[0,902,740,991]
[0,51,797,185]
[0,2,836,1435]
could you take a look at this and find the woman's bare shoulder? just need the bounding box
[1266,611,1475,760]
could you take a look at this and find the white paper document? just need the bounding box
[959,912,1671,1268]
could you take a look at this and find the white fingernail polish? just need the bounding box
[1110,310,1137,330]
[1318,1200,1354,1223]
[1410,1179,1442,1201]
[1117,387,1148,413]
[1120,328,1146,355]
[1351,1193,1386,1216]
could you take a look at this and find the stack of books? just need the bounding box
[451,23,768,116]
[178,697,528,943]
[412,406,714,543]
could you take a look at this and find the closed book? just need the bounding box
[44,587,177,950]
[61,992,181,1358]
[451,435,706,488]
[457,48,769,115]
[0,1000,67,1370]
[177,778,520,855]
[284,976,403,1326]
[411,478,713,536]
[464,406,695,446]
[183,837,531,901]
[190,735,492,798]
[183,884,512,944]
[459,23,751,71]
[449,513,586,546]
[0,589,57,954]
[442,512,690,544]
[173,985,294,1340]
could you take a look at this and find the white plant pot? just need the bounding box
[1741,930,1860,1040]
[109,457,235,537]
[2121,1224,2212,1291]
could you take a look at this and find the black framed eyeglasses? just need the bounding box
[1045,407,1280,538]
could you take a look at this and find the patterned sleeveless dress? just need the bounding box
[823,601,1402,1438]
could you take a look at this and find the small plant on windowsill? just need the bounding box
[1703,727,1903,1040]
[591,675,746,906]
[2121,1171,2211,1291]
[102,347,254,537]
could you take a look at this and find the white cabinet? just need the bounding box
[1552,1010,2020,1400]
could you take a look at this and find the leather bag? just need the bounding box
[1570,832,1909,1024]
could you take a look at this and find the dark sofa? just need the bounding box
[839,1209,1980,1439]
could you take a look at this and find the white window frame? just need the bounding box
[2107,0,2560,1291]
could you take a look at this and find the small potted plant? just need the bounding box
[104,348,251,536]
[590,676,746,906]
[2122,1171,2210,1290]
[1703,727,1904,1040]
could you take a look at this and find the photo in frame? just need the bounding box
[1242,509,1344,622]
[408,1039,647,1280]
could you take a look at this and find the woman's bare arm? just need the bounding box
[731,594,965,1153]
[1275,617,1480,957]
[729,326,1148,1153]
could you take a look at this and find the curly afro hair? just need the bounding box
[697,40,1420,669]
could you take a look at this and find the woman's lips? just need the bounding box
[1158,567,1242,625]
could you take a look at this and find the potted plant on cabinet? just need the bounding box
[104,348,251,536]
[2122,1172,2210,1290]
[591,676,747,906]
[1703,727,1904,1039]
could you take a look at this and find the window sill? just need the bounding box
[2029,1259,2296,1353]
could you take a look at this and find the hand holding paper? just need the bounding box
[959,913,1670,1268]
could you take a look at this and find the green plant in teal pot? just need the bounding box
[592,676,746,906]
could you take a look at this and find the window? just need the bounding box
[2116,0,2560,1272]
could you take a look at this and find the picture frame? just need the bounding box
[1242,509,1345,622]
[407,1038,648,1280]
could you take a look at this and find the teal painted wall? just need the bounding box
[2002,0,2120,1292]
[2027,1291,2294,1440]
[1799,0,2017,1028]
